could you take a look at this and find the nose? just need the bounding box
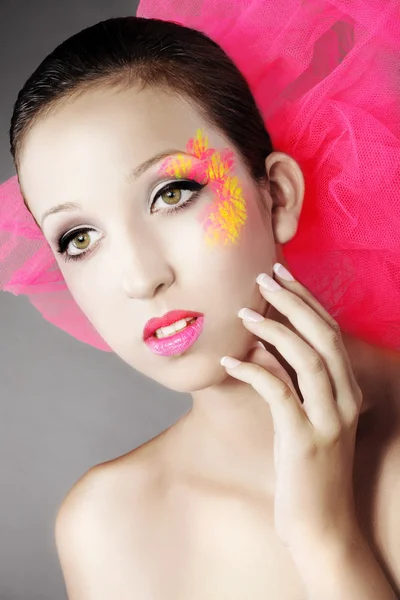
[118,226,175,300]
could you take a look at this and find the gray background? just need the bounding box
[0,2,190,599]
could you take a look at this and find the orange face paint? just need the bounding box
[159,129,247,247]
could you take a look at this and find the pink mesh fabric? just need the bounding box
[0,0,399,351]
[0,176,110,350]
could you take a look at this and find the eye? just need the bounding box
[150,179,205,213]
[158,187,183,206]
[57,227,100,260]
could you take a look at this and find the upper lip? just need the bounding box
[143,310,203,340]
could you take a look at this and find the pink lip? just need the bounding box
[143,310,203,340]
[144,315,205,357]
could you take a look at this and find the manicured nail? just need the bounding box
[256,273,282,291]
[251,340,266,350]
[273,262,295,281]
[238,308,265,322]
[220,356,241,368]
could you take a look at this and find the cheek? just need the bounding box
[57,261,107,323]
[199,195,272,284]
[212,198,274,297]
[201,176,270,260]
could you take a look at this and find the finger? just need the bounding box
[256,272,359,421]
[271,263,360,394]
[239,313,341,433]
[247,342,301,400]
[220,355,308,439]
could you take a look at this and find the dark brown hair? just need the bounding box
[10,16,273,195]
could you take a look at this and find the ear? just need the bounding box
[263,152,305,245]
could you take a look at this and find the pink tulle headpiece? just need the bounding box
[1,0,399,351]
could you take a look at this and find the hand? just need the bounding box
[220,262,364,552]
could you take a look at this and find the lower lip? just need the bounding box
[144,316,205,357]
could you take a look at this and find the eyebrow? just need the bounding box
[40,148,189,227]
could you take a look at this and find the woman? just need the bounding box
[1,1,399,598]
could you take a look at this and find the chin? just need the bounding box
[144,352,231,394]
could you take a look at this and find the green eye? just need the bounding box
[71,232,91,250]
[160,188,182,205]
[150,179,206,214]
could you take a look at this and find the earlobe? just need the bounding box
[264,152,305,245]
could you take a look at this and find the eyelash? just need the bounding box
[56,179,206,263]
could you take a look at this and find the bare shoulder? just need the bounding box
[55,430,173,599]
[56,437,161,519]
[56,421,178,518]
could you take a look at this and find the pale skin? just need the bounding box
[18,84,400,599]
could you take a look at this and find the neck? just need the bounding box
[186,372,277,494]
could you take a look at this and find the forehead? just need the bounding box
[19,85,232,215]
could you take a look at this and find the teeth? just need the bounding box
[154,317,196,339]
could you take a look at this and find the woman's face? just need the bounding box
[19,85,293,393]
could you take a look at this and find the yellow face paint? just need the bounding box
[160,153,200,180]
[159,129,247,246]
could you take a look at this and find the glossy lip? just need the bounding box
[143,310,204,340]
[144,315,205,357]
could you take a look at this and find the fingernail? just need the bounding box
[254,340,266,349]
[256,273,282,291]
[250,341,266,350]
[238,308,265,322]
[220,356,241,368]
[273,262,295,281]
